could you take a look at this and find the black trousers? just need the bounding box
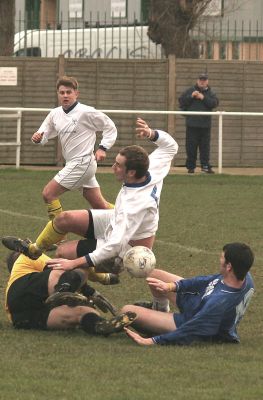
[185,126,211,170]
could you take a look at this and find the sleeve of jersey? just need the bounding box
[38,112,58,145]
[152,298,227,345]
[90,110,117,150]
[149,130,179,179]
[89,208,147,266]
[176,274,219,293]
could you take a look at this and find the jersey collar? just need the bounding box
[63,101,79,114]
[124,171,151,188]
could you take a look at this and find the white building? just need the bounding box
[15,1,263,31]
[14,1,263,60]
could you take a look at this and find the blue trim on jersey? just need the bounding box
[150,185,158,205]
[98,145,107,152]
[151,130,159,142]
[84,254,94,266]
[124,171,151,188]
[63,101,79,114]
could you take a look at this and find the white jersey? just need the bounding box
[89,130,179,266]
[38,102,117,162]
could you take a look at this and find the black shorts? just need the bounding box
[76,238,97,257]
[76,209,97,257]
[6,268,52,330]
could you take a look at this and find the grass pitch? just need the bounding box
[0,169,262,400]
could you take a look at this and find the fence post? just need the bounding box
[168,54,176,135]
[56,54,65,166]
[16,110,22,169]
[58,54,65,78]
[218,112,223,174]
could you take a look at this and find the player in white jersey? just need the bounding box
[2,118,178,283]
[31,75,117,220]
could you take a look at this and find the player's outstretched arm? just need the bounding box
[46,256,88,270]
[146,277,176,293]
[124,328,155,346]
[135,118,154,140]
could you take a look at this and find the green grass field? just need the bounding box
[0,169,262,400]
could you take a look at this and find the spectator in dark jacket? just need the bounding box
[179,73,219,174]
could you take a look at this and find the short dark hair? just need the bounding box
[56,76,78,90]
[6,251,20,273]
[223,242,254,280]
[119,145,149,179]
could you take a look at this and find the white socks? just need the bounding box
[152,297,170,312]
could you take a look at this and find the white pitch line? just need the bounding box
[0,209,213,254]
[156,239,263,262]
[1,208,263,262]
[155,239,217,255]
[0,208,46,221]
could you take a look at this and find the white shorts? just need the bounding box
[89,209,125,273]
[54,154,99,190]
[90,208,114,240]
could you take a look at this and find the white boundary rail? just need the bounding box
[0,110,22,169]
[1,107,263,172]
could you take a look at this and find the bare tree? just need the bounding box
[148,0,214,58]
[0,0,15,56]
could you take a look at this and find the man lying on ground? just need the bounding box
[4,250,136,335]
[122,243,254,345]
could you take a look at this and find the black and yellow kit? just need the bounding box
[5,253,52,329]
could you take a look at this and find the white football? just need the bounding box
[123,246,156,278]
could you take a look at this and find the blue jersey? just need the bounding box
[152,272,254,345]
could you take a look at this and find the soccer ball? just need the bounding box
[123,246,156,278]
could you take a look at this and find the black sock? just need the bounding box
[55,271,82,292]
[80,284,96,297]
[80,313,104,334]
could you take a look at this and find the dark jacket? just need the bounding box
[179,84,219,128]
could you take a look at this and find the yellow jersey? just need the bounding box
[5,253,51,317]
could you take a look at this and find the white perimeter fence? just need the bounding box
[1,107,263,172]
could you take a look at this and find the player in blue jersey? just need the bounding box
[122,242,255,345]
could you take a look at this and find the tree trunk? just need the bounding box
[148,0,212,58]
[0,0,15,56]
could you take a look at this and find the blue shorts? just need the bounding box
[173,292,202,328]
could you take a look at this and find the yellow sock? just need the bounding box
[47,199,63,220]
[33,220,66,252]
[87,267,110,284]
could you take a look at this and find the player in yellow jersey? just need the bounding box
[4,250,136,334]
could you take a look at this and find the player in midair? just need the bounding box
[3,118,179,285]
